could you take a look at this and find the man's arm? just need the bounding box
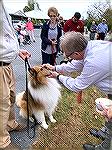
[77,20,84,34]
[43,59,84,74]
[56,59,84,73]
[56,64,103,92]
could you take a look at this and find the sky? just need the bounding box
[3,0,112,20]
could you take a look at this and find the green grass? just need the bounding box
[31,73,106,150]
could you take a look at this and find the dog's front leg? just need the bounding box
[33,110,48,129]
[46,109,57,123]
[49,115,56,123]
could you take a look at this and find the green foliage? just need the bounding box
[103,8,112,30]
[86,1,112,31]
[23,1,41,13]
[23,6,31,12]
[32,18,37,24]
[41,19,46,24]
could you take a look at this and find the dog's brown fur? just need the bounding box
[16,65,61,129]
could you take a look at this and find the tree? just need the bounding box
[87,1,111,20]
[23,6,31,12]
[103,8,112,30]
[86,0,112,30]
[23,0,41,13]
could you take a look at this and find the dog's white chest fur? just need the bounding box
[16,77,61,129]
[28,78,61,108]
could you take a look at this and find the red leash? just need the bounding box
[51,45,56,65]
[77,91,83,103]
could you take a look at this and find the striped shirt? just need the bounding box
[97,22,108,34]
[56,40,112,94]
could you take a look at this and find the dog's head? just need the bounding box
[29,65,52,88]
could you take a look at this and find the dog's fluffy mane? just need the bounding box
[28,66,61,106]
[16,65,61,124]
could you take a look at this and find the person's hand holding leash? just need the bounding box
[19,49,31,60]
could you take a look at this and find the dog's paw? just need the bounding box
[49,116,56,123]
[41,123,48,129]
[50,118,56,123]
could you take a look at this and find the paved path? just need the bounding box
[11,29,63,150]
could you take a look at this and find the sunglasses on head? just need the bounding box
[49,15,56,18]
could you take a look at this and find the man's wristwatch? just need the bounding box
[54,66,56,71]
[57,74,60,81]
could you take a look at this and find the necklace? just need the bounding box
[49,23,57,30]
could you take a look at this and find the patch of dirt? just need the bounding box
[31,106,101,150]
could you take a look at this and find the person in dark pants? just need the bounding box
[96,19,108,40]
[40,7,62,65]
[89,21,97,40]
[83,94,112,150]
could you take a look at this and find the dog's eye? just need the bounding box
[40,68,43,71]
[44,66,47,69]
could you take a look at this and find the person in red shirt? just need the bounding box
[61,12,84,64]
[63,12,84,34]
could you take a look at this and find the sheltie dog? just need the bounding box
[16,65,61,129]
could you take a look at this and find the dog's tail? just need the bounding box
[16,91,25,107]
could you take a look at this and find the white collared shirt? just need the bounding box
[0,1,19,63]
[56,40,112,94]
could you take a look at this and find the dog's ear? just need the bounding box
[29,68,37,77]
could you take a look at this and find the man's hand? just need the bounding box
[19,50,31,60]
[98,105,112,120]
[48,71,59,78]
[106,105,112,119]
[42,64,55,71]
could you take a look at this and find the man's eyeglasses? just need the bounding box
[65,52,74,58]
[49,15,56,18]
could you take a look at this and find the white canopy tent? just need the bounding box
[24,2,71,20]
[25,10,49,19]
[25,3,49,20]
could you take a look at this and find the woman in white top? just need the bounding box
[40,7,62,65]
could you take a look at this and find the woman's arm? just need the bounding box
[40,24,52,45]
